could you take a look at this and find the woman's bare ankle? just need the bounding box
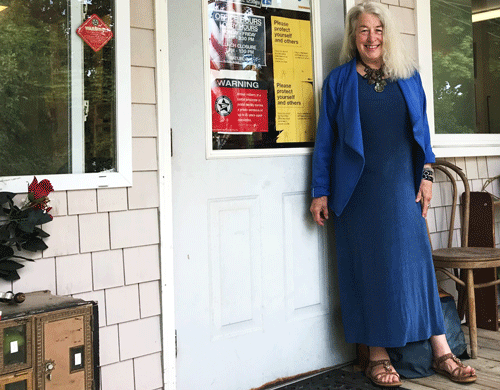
[369,346,390,361]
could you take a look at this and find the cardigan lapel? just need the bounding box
[397,76,423,141]
[341,59,364,158]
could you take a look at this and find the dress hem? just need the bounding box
[346,329,447,349]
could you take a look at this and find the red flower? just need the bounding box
[26,177,54,216]
[28,177,54,199]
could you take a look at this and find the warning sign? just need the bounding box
[77,14,113,53]
[212,79,268,133]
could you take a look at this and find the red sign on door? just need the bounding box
[211,79,269,133]
[76,14,113,53]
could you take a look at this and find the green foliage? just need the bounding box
[0,0,70,175]
[431,0,475,134]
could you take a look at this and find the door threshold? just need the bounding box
[251,362,355,390]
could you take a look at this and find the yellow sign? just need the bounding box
[271,16,315,143]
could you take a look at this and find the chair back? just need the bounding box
[431,159,470,248]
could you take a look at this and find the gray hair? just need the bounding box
[339,1,417,79]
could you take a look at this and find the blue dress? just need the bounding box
[332,73,446,348]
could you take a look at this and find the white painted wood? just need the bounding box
[345,0,356,11]
[71,0,85,174]
[208,197,263,339]
[284,192,329,321]
[114,0,133,185]
[433,145,500,158]
[311,0,325,123]
[170,1,353,389]
[155,0,176,389]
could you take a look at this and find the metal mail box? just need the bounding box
[0,292,98,390]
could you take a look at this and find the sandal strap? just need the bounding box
[434,353,464,368]
[434,353,475,379]
[366,359,400,380]
[367,359,391,370]
[450,366,465,378]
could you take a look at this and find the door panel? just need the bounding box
[168,1,353,389]
[209,197,263,339]
[284,192,328,321]
[44,317,85,389]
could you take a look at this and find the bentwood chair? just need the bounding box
[430,159,500,359]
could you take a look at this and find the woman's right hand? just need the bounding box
[310,196,329,226]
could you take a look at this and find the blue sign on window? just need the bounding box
[262,0,272,5]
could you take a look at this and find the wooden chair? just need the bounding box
[430,159,500,358]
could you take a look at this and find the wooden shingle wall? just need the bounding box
[0,0,164,389]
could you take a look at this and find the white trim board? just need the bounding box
[155,0,176,389]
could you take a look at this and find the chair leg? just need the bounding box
[466,269,478,358]
[456,269,466,320]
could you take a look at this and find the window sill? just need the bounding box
[0,172,133,193]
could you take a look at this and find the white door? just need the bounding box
[169,1,353,389]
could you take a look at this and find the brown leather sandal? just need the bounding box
[365,359,403,388]
[432,353,477,383]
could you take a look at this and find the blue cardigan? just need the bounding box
[311,58,435,216]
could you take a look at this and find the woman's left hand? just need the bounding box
[416,179,433,218]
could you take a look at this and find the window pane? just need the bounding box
[431,0,500,134]
[0,0,70,175]
[431,0,475,134]
[473,5,500,134]
[84,1,116,173]
[0,0,116,176]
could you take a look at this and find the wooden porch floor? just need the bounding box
[263,326,500,390]
[385,327,500,390]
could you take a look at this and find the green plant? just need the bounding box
[0,177,53,281]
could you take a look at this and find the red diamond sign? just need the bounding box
[76,14,113,53]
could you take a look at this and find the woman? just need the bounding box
[310,2,476,387]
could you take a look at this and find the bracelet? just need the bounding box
[422,168,434,182]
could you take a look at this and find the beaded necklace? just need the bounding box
[359,59,387,92]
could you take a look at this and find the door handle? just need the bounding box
[45,359,56,381]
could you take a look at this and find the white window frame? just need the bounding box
[416,0,500,157]
[0,0,132,193]
[203,0,324,159]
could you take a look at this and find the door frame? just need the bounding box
[155,0,176,388]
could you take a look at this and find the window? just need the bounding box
[418,0,500,156]
[0,0,131,192]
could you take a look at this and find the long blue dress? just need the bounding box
[332,73,446,348]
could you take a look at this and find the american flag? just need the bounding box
[209,1,250,70]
